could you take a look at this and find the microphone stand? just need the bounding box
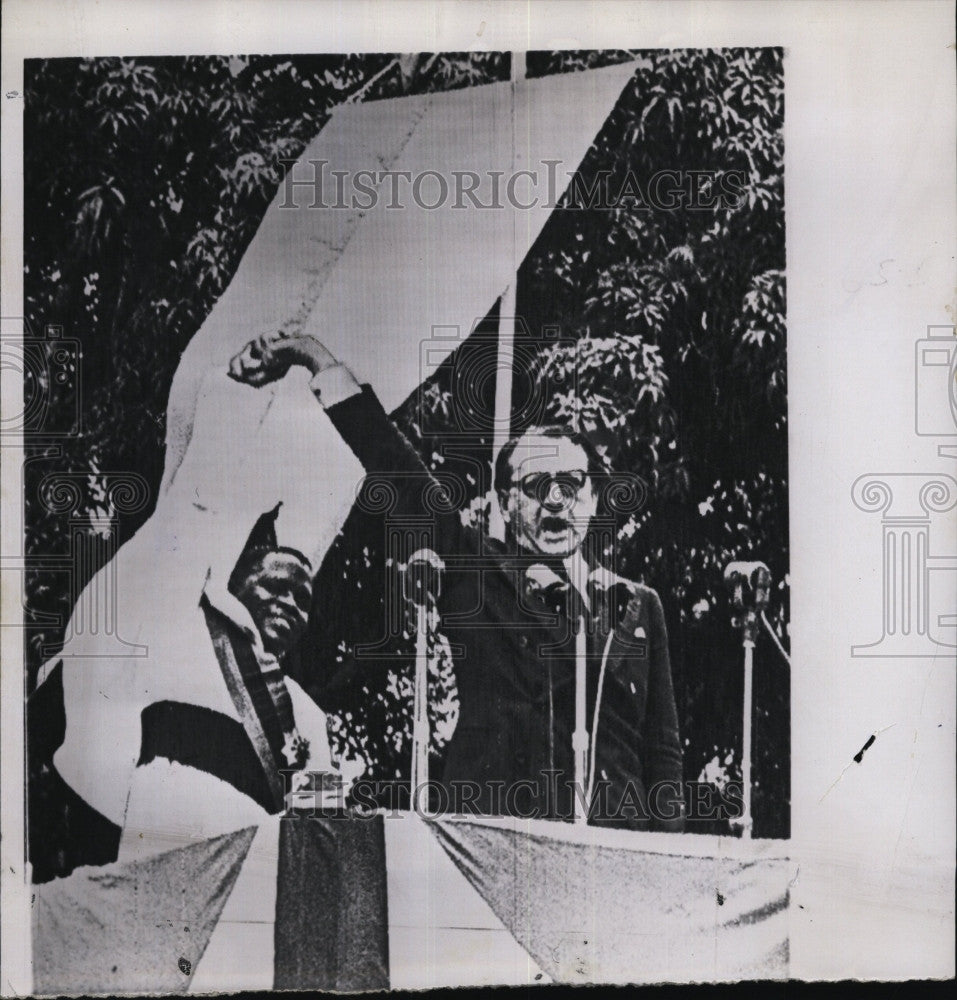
[573,612,588,825]
[412,602,430,805]
[567,562,591,825]
[724,561,772,840]
[740,630,755,840]
[403,549,443,813]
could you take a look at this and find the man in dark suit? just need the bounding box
[231,332,684,830]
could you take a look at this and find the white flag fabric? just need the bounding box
[33,812,791,993]
[161,62,639,494]
[44,366,349,833]
[427,815,790,984]
[33,826,258,995]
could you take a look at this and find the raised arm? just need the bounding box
[228,332,473,557]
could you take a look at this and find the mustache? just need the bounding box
[540,515,572,532]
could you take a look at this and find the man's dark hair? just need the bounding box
[493,425,605,496]
[227,544,311,596]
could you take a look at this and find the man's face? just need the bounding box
[233,550,313,657]
[500,433,598,557]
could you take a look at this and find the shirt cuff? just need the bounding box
[309,364,362,408]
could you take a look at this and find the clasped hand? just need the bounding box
[228,331,337,386]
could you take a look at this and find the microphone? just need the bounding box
[586,566,640,619]
[587,566,638,594]
[402,548,444,606]
[724,561,772,612]
[524,564,574,619]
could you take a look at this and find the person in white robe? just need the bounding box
[39,348,365,866]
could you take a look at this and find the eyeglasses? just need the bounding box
[515,470,588,505]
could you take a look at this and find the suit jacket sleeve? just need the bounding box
[324,384,476,560]
[645,589,685,832]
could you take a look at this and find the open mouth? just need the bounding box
[263,612,295,636]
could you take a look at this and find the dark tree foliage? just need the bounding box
[24,50,788,877]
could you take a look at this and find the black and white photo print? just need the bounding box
[1,1,953,993]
